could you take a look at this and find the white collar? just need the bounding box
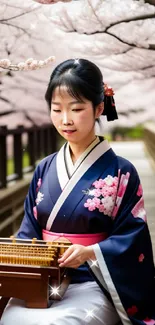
[65,136,100,177]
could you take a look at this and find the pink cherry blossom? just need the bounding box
[112,172,130,218]
[98,204,105,213]
[117,172,130,197]
[104,175,118,187]
[84,199,96,211]
[85,175,119,217]
[36,191,44,205]
[33,206,37,219]
[143,318,155,325]
[101,186,117,197]
[137,184,143,197]
[93,178,105,189]
[36,178,42,192]
[101,196,115,216]
[94,189,102,197]
[132,197,147,222]
[139,253,145,262]
[37,178,42,187]
[92,197,101,208]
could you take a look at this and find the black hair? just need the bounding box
[45,58,118,121]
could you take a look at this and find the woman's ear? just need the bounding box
[95,102,104,119]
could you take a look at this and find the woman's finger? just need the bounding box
[58,245,74,262]
[59,250,78,266]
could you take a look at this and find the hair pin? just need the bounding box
[104,84,115,97]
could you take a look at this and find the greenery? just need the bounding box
[7,151,30,176]
[111,125,144,140]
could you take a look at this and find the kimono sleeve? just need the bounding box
[91,163,155,325]
[17,165,43,240]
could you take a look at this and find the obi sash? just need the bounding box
[42,229,108,246]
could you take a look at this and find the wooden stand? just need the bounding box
[0,237,71,318]
[0,264,70,318]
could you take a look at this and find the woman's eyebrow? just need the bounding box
[68,100,85,105]
[51,101,60,105]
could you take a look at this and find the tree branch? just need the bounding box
[144,0,155,5]
[104,13,155,32]
[0,21,31,36]
[0,8,39,23]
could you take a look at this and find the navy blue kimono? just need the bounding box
[17,139,155,325]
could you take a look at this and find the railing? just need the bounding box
[143,122,155,167]
[0,124,59,237]
[0,124,58,189]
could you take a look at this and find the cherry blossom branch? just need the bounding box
[144,0,155,5]
[1,21,32,36]
[0,8,38,23]
[0,56,55,71]
[104,13,155,32]
[105,30,155,50]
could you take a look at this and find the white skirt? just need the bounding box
[1,281,120,325]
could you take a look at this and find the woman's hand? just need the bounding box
[58,244,96,269]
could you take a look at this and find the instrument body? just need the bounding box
[0,237,71,313]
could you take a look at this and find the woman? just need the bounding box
[1,59,155,325]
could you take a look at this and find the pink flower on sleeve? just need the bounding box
[84,175,118,217]
[36,178,42,192]
[94,189,102,197]
[117,172,130,197]
[139,253,145,262]
[137,183,143,197]
[127,305,138,316]
[93,179,105,189]
[112,171,130,219]
[84,199,97,211]
[98,204,105,213]
[143,318,155,325]
[131,197,147,222]
[33,206,38,219]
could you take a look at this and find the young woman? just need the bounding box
[1,59,155,325]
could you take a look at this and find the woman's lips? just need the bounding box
[63,130,76,134]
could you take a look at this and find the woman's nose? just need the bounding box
[62,112,72,125]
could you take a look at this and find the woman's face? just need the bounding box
[50,86,103,146]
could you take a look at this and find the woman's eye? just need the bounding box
[72,109,83,112]
[53,109,61,112]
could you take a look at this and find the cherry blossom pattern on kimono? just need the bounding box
[143,318,155,325]
[131,196,147,222]
[127,305,138,317]
[84,175,118,217]
[33,178,43,220]
[131,179,147,222]
[111,170,130,219]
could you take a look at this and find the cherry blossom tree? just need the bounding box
[0,0,155,129]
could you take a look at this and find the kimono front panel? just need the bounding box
[35,142,118,235]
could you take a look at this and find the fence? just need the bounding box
[0,124,59,237]
[0,124,58,189]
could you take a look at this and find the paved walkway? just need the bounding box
[111,141,155,258]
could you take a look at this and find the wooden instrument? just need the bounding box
[0,237,71,316]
